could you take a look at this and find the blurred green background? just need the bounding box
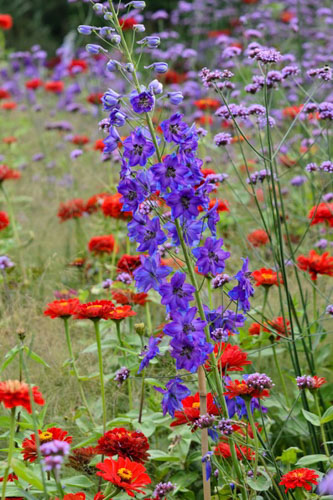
[2,0,179,53]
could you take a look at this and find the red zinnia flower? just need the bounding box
[87,92,103,105]
[263,316,291,340]
[283,105,303,118]
[111,290,148,306]
[71,135,90,146]
[171,392,219,429]
[88,235,117,255]
[25,78,44,90]
[68,59,88,75]
[0,211,9,231]
[297,250,333,281]
[119,16,138,30]
[247,229,269,247]
[22,427,72,462]
[102,193,132,219]
[68,446,97,472]
[252,268,283,287]
[1,101,17,110]
[57,198,86,221]
[94,494,105,500]
[44,81,64,93]
[162,70,187,85]
[205,343,252,374]
[85,193,109,213]
[44,298,80,319]
[0,164,21,182]
[94,139,105,151]
[2,136,17,144]
[75,300,115,320]
[308,202,333,228]
[106,305,137,321]
[224,379,270,400]
[249,322,261,336]
[58,494,86,500]
[96,457,151,497]
[215,441,255,461]
[96,428,149,463]
[0,88,10,99]
[0,14,13,30]
[116,254,142,275]
[279,468,319,493]
[194,98,220,111]
[0,380,44,413]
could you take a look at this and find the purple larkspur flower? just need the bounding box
[170,332,213,372]
[201,451,214,480]
[138,336,161,374]
[118,177,145,213]
[159,272,195,311]
[166,187,204,220]
[160,113,189,143]
[134,254,172,292]
[228,257,254,312]
[123,128,155,167]
[155,377,190,417]
[165,218,206,247]
[136,216,167,255]
[193,237,230,276]
[164,306,207,338]
[318,470,333,495]
[150,153,188,192]
[130,90,155,114]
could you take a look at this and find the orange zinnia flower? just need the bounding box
[0,380,44,413]
[102,193,132,219]
[106,305,137,321]
[88,235,117,255]
[279,468,319,493]
[44,298,80,319]
[75,300,115,321]
[0,164,20,182]
[205,343,251,374]
[308,202,333,227]
[111,290,148,306]
[194,98,220,111]
[297,250,333,281]
[252,268,283,287]
[96,457,151,497]
[0,211,9,231]
[264,316,291,340]
[247,229,269,247]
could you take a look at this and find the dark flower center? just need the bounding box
[181,196,190,209]
[128,191,137,201]
[173,286,185,297]
[180,345,194,358]
[144,230,155,241]
[208,251,218,262]
[134,144,143,155]
[183,323,195,333]
[166,166,176,178]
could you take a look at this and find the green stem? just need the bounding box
[272,344,290,407]
[1,408,16,500]
[138,373,145,423]
[314,392,330,457]
[246,400,259,482]
[115,320,123,347]
[63,318,94,424]
[53,470,65,499]
[145,301,152,335]
[94,320,107,432]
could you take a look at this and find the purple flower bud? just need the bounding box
[78,25,93,35]
[153,481,176,499]
[106,60,120,72]
[0,256,14,270]
[86,44,107,54]
[125,1,146,8]
[133,24,145,32]
[115,366,130,385]
[145,62,168,73]
[167,91,183,105]
[138,36,160,48]
[148,79,163,95]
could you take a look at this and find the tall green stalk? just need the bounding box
[94,320,107,432]
[1,408,16,500]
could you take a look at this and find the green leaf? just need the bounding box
[149,449,180,462]
[320,406,333,425]
[302,409,321,426]
[11,458,44,491]
[296,454,329,466]
[246,474,272,491]
[63,475,94,488]
[24,347,50,368]
[0,345,20,372]
[277,447,303,464]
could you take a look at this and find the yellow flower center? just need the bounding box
[117,468,133,481]
[192,402,200,408]
[262,273,273,280]
[39,431,53,442]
